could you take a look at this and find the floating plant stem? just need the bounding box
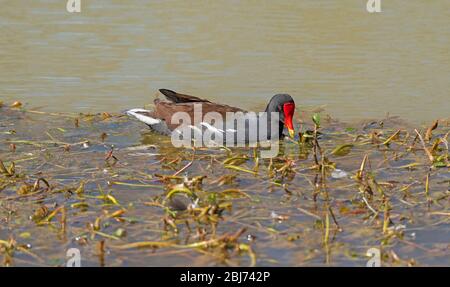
[414,129,434,163]
[224,165,257,175]
[383,197,390,235]
[382,130,401,146]
[425,173,431,206]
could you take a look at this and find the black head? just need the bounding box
[265,94,296,138]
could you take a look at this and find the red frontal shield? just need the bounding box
[283,102,295,137]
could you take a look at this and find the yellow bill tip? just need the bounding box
[288,129,295,138]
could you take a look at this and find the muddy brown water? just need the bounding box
[1,0,449,123]
[0,0,449,266]
[0,107,448,266]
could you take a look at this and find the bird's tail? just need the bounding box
[126,108,161,126]
[159,89,210,103]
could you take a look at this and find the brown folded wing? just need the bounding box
[154,89,245,131]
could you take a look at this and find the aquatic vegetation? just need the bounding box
[0,104,448,266]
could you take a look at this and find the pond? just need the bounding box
[0,0,449,267]
[1,0,449,123]
[0,105,448,266]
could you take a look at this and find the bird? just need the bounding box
[127,89,296,145]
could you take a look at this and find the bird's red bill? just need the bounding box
[283,102,295,137]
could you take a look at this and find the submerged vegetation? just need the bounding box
[0,102,448,266]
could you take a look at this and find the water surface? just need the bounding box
[1,0,449,123]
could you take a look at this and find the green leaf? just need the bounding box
[331,144,354,157]
[19,232,32,239]
[114,228,127,238]
[433,161,447,168]
[165,185,194,200]
[345,127,356,132]
[312,113,321,127]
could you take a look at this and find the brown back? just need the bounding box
[154,98,245,130]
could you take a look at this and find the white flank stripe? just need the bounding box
[126,108,161,125]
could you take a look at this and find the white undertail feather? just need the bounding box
[126,108,161,126]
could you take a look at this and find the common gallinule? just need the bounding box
[127,89,296,143]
